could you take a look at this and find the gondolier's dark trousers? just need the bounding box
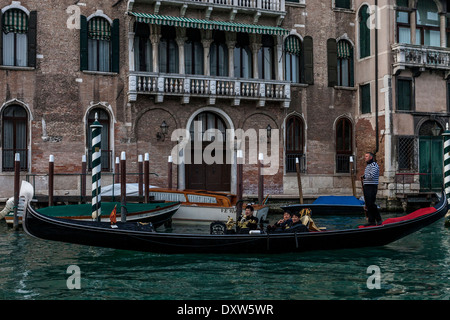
[363,184,382,224]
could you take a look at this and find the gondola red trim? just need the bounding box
[359,207,437,228]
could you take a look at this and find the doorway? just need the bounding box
[185,111,231,191]
[418,121,443,191]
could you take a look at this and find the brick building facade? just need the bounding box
[0,0,448,204]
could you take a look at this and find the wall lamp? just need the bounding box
[266,124,272,142]
[156,121,169,141]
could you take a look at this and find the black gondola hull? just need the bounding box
[23,192,448,254]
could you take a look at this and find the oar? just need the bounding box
[360,176,368,220]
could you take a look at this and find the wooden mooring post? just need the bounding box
[138,155,143,202]
[120,151,127,222]
[13,153,20,230]
[144,153,150,203]
[236,150,243,221]
[258,153,264,205]
[48,155,54,207]
[168,156,173,189]
[296,157,303,204]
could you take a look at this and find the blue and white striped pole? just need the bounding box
[91,113,103,221]
[443,123,450,227]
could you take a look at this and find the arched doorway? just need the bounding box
[418,120,443,191]
[185,111,231,191]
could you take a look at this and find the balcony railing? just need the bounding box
[131,0,286,13]
[128,72,291,107]
[392,43,450,72]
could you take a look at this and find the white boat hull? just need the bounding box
[172,205,269,223]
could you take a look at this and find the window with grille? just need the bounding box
[398,136,416,171]
[285,116,305,173]
[2,105,28,171]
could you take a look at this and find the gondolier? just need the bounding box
[361,152,382,226]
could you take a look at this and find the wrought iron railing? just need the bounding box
[285,153,306,173]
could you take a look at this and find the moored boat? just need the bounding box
[281,195,367,216]
[102,183,269,223]
[22,188,448,254]
[5,201,181,228]
[2,181,180,228]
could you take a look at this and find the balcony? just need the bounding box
[128,72,291,107]
[392,43,450,75]
[127,0,286,23]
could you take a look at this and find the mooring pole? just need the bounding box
[236,150,243,221]
[120,151,127,222]
[144,153,149,203]
[138,155,143,202]
[258,153,264,205]
[296,157,303,204]
[90,113,102,222]
[168,155,173,189]
[81,155,86,203]
[350,156,356,197]
[443,123,450,227]
[13,153,20,230]
[114,156,120,184]
[48,155,54,207]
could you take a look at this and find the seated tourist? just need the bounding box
[283,212,309,233]
[237,205,259,234]
[267,211,292,233]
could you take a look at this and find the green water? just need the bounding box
[1,213,450,300]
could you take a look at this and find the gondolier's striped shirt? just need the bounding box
[363,161,379,185]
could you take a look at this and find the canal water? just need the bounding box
[1,212,450,300]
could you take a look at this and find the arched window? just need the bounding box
[189,111,227,142]
[335,117,353,173]
[234,33,252,79]
[2,105,28,171]
[2,9,28,67]
[416,0,440,46]
[285,116,304,173]
[185,28,203,75]
[159,26,178,73]
[87,109,111,171]
[284,35,301,83]
[210,31,228,77]
[88,17,112,72]
[133,22,152,72]
[258,35,275,80]
[337,40,354,87]
[359,5,370,58]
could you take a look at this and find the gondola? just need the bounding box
[23,191,448,254]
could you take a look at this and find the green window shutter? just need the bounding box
[349,47,354,86]
[27,11,37,68]
[335,0,350,9]
[0,11,3,65]
[303,36,314,85]
[80,15,88,71]
[360,84,371,114]
[327,38,337,87]
[111,19,120,73]
[397,79,412,111]
[359,6,370,58]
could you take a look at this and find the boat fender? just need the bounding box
[249,230,262,234]
[0,197,14,219]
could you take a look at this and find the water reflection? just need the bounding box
[0,213,449,300]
